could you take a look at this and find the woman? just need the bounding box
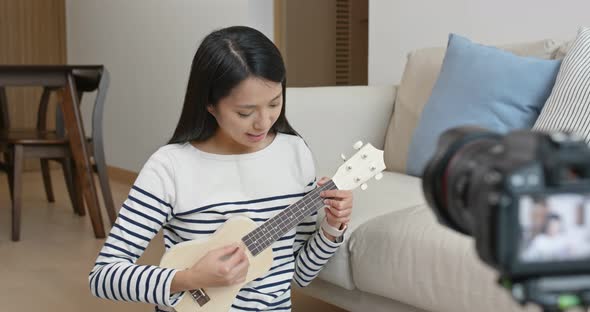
[89,26,353,311]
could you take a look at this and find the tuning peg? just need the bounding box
[353,140,363,150]
[375,173,383,180]
[360,183,368,190]
[341,153,347,161]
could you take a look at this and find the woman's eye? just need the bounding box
[238,112,252,117]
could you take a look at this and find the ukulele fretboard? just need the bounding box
[241,180,338,256]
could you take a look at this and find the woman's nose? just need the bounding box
[254,111,272,129]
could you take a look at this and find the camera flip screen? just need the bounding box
[518,193,590,263]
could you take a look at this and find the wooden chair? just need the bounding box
[0,68,115,241]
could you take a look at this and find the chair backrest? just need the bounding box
[91,67,109,148]
[54,66,109,140]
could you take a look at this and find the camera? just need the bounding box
[422,126,590,311]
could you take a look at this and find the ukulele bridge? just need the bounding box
[188,288,210,306]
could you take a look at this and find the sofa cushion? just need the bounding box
[534,27,590,143]
[349,204,532,312]
[384,38,561,173]
[405,33,562,176]
[316,171,425,290]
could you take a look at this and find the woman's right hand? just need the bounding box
[171,243,250,292]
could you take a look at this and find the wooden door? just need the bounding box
[274,0,368,87]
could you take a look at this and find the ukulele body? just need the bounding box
[160,216,274,312]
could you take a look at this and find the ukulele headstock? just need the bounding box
[332,141,386,191]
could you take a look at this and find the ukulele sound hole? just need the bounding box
[189,288,210,306]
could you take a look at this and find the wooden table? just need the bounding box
[0,65,108,238]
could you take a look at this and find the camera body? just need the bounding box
[422,126,590,309]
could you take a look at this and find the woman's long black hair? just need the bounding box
[168,26,299,144]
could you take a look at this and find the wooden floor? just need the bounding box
[0,169,347,311]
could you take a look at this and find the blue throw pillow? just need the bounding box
[405,33,561,177]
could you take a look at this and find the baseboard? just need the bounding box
[107,166,138,186]
[297,279,428,312]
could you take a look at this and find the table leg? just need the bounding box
[61,74,105,238]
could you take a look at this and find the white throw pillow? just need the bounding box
[534,27,590,142]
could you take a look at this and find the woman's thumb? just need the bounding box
[215,243,240,257]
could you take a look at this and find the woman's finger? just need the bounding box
[325,199,352,210]
[317,176,330,186]
[326,206,351,218]
[320,189,351,199]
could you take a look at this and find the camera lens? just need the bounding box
[422,126,502,235]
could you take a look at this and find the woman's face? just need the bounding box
[547,219,562,236]
[208,77,283,153]
[532,205,546,227]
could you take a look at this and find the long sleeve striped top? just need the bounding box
[88,133,344,311]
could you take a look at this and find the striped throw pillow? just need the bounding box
[534,27,590,142]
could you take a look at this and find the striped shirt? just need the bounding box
[89,133,343,311]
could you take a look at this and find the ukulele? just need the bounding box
[159,141,386,312]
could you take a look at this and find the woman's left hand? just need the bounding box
[318,176,353,229]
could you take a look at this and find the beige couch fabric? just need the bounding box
[317,171,425,290]
[349,204,538,312]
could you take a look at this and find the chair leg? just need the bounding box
[73,159,85,216]
[4,171,12,201]
[61,158,84,216]
[12,145,24,242]
[92,141,117,225]
[5,152,14,201]
[71,158,85,216]
[40,159,55,203]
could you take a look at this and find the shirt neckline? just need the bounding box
[188,132,283,161]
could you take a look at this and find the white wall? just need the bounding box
[70,0,590,169]
[66,0,248,171]
[369,0,590,85]
[248,0,274,41]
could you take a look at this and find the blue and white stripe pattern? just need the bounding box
[89,133,343,311]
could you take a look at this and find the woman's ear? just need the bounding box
[206,105,216,117]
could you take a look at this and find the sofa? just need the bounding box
[283,38,572,312]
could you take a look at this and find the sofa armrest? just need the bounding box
[286,85,396,177]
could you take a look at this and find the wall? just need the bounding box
[0,0,66,170]
[248,0,274,40]
[66,0,248,171]
[368,0,590,85]
[66,0,590,169]
[0,0,66,131]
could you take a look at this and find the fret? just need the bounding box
[242,180,337,256]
